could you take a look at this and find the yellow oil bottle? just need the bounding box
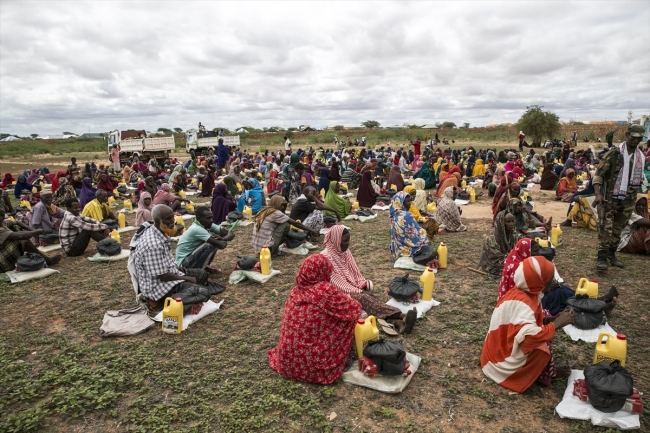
[437,242,448,269]
[243,206,253,220]
[461,178,467,188]
[551,224,563,246]
[32,186,37,194]
[352,200,359,210]
[467,186,475,203]
[427,202,437,213]
[108,196,115,207]
[174,215,185,228]
[354,316,380,358]
[162,297,183,334]
[522,191,529,202]
[191,177,197,185]
[110,229,121,243]
[113,188,118,197]
[576,278,598,298]
[320,188,326,198]
[593,332,627,366]
[236,183,242,192]
[20,200,32,210]
[534,237,550,248]
[390,184,397,191]
[117,212,126,229]
[260,245,272,275]
[185,201,194,212]
[123,199,133,212]
[293,220,302,232]
[198,182,202,190]
[178,189,186,198]
[420,267,435,301]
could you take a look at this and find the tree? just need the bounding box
[63,131,76,135]
[516,105,561,146]
[361,120,381,129]
[407,124,421,129]
[462,123,470,129]
[173,127,183,133]
[30,133,39,138]
[333,125,345,131]
[441,121,456,129]
[157,127,173,136]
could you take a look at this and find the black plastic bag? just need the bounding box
[16,253,45,272]
[39,231,59,245]
[100,219,118,231]
[117,185,127,194]
[356,209,374,217]
[566,295,606,330]
[236,256,258,270]
[363,339,406,376]
[536,247,556,262]
[97,238,122,256]
[227,211,243,222]
[584,361,633,413]
[285,230,308,249]
[376,195,391,205]
[388,274,421,302]
[323,215,337,227]
[413,245,437,265]
[457,191,470,200]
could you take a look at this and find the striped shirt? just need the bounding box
[59,211,107,254]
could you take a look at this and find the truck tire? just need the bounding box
[208,148,214,157]
[190,150,196,159]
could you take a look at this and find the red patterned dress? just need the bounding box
[268,254,362,384]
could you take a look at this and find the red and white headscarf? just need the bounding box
[320,225,367,294]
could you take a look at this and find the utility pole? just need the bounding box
[628,110,633,124]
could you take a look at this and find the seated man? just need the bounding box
[81,189,116,222]
[175,206,234,272]
[132,205,223,312]
[59,198,110,257]
[252,195,319,256]
[340,162,361,190]
[288,186,340,232]
[0,205,61,272]
[30,192,65,245]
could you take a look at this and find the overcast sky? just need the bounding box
[1,1,649,136]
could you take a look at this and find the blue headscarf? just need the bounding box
[237,178,264,213]
[317,168,331,196]
[79,177,98,209]
[389,191,429,262]
[14,175,34,199]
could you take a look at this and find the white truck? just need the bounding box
[107,130,175,163]
[185,129,241,158]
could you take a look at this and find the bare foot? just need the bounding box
[45,254,62,266]
[403,308,417,334]
[599,285,619,303]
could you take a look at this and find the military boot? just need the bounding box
[597,250,608,271]
[608,249,624,268]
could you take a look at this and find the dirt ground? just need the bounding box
[1,157,648,433]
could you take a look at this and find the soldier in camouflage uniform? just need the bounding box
[592,124,646,270]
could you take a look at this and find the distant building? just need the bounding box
[80,133,105,139]
[421,124,439,129]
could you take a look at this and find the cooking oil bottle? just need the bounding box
[355,316,380,358]
[260,245,272,275]
[576,278,598,298]
[117,212,126,229]
[594,332,627,366]
[110,229,121,243]
[162,297,183,334]
[420,267,435,301]
[437,242,448,269]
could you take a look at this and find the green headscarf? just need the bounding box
[323,181,351,218]
[414,162,436,189]
[289,153,300,169]
[223,176,239,196]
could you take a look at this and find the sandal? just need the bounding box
[377,318,398,336]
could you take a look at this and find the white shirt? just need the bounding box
[284,139,291,151]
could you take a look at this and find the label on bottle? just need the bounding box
[162,316,180,333]
[595,354,622,364]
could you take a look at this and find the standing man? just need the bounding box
[518,131,526,152]
[571,131,578,146]
[410,138,421,157]
[110,144,121,171]
[606,129,615,148]
[284,136,292,155]
[592,125,646,270]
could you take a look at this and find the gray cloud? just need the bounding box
[1,0,648,136]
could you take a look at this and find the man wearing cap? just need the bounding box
[592,124,646,270]
[518,131,525,152]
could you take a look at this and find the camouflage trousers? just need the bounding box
[597,195,636,252]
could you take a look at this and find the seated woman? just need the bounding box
[478,211,519,278]
[493,181,520,221]
[223,176,240,198]
[96,172,116,193]
[480,256,574,393]
[289,186,340,232]
[472,159,486,177]
[252,195,319,255]
[268,254,361,385]
[390,192,430,262]
[238,178,264,214]
[135,191,153,227]
[505,198,551,235]
[556,168,577,202]
[403,186,424,222]
[436,186,467,232]
[210,183,236,225]
[1,173,16,188]
[323,181,352,219]
[487,167,505,197]
[496,238,606,316]
[356,171,379,208]
[435,167,461,198]
[539,163,558,191]
[386,166,405,192]
[199,170,216,197]
[413,162,437,189]
[322,225,417,334]
[411,178,430,214]
[52,177,77,207]
[152,183,187,211]
[618,197,650,255]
